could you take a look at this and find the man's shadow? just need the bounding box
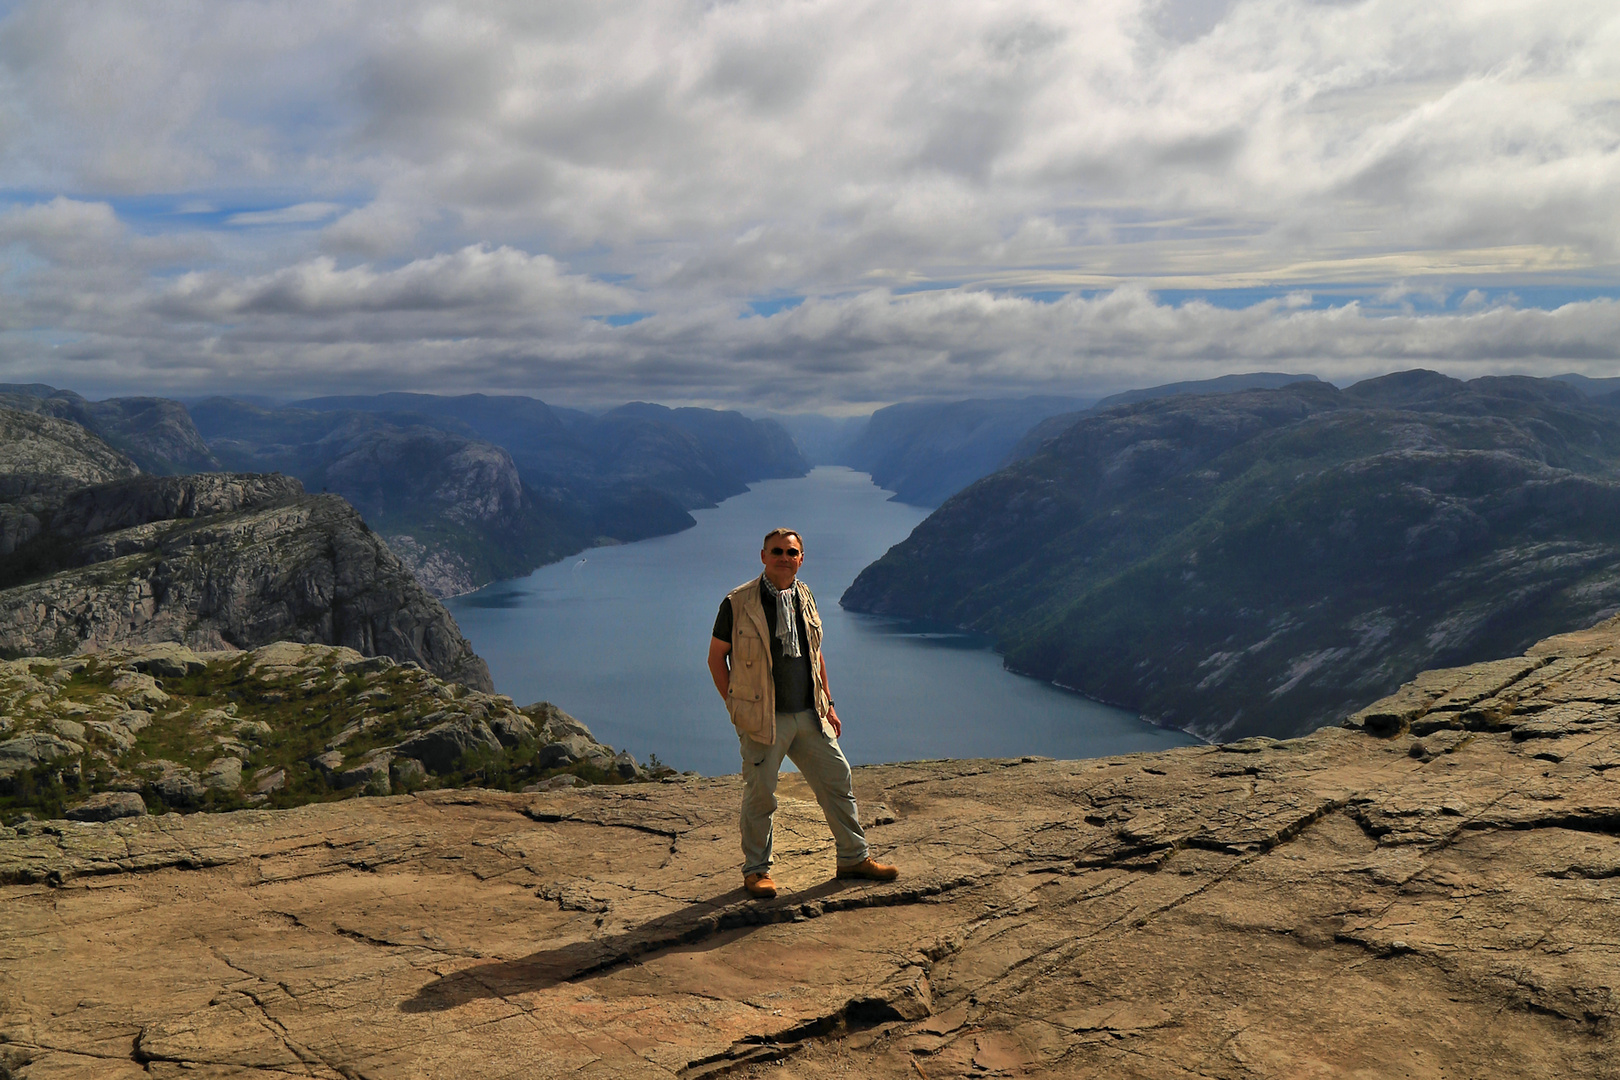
[401,879,853,1013]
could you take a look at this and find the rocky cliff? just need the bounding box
[845,372,1620,741]
[0,435,493,689]
[4,617,1620,1078]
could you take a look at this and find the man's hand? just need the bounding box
[819,651,840,736]
[707,637,732,703]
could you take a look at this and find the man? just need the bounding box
[708,527,899,899]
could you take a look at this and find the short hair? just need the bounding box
[762,527,803,551]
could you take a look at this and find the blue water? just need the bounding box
[448,467,1197,775]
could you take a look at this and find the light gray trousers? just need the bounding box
[738,709,868,877]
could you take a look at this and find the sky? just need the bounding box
[0,0,1617,411]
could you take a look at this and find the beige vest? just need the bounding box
[724,576,829,744]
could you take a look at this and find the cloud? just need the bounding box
[226,202,344,227]
[153,245,634,326]
[0,1,1616,405]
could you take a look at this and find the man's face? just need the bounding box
[761,534,804,582]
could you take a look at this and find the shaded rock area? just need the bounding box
[0,459,492,689]
[0,641,661,820]
[6,624,1620,1077]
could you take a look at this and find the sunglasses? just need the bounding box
[769,547,801,557]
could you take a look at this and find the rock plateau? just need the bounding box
[5,617,1620,1077]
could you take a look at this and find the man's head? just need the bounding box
[760,527,804,588]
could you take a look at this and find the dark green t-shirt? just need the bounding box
[712,579,815,714]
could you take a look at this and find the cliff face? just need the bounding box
[844,373,1620,741]
[0,409,492,689]
[5,619,1620,1078]
[0,459,492,689]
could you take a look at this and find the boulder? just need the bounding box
[150,763,204,807]
[250,767,285,795]
[487,711,535,748]
[392,718,503,775]
[336,758,391,796]
[64,791,148,822]
[0,733,81,781]
[537,734,598,770]
[46,718,86,743]
[124,642,207,680]
[200,757,242,792]
[389,757,427,790]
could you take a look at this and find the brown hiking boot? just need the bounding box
[743,872,777,898]
[835,857,899,882]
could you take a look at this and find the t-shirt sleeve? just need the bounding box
[712,598,733,643]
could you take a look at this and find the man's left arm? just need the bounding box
[819,652,841,737]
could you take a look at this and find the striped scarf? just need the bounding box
[760,576,802,659]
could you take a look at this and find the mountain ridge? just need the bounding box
[843,372,1620,741]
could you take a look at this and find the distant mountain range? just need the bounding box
[843,372,1620,742]
[825,374,1322,508]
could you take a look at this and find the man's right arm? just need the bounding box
[707,637,732,702]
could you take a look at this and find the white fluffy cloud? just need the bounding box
[0,0,1617,405]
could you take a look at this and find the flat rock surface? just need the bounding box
[7,622,1620,1077]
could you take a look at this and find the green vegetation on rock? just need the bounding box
[0,641,669,822]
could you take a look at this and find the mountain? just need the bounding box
[290,392,810,507]
[0,384,220,475]
[842,396,1093,507]
[188,399,621,596]
[1552,373,1620,397]
[210,393,807,593]
[842,372,1620,742]
[0,407,492,688]
[830,376,1317,511]
[1011,372,1321,462]
[0,405,140,500]
[760,412,869,465]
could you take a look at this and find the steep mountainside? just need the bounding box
[0,424,492,689]
[842,396,1092,507]
[843,372,1620,741]
[0,384,220,474]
